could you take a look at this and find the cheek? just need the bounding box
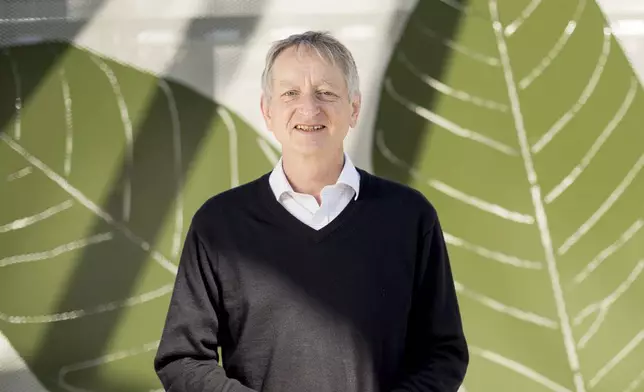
[276,109,293,126]
[329,106,352,125]
[271,105,296,132]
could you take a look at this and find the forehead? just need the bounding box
[271,45,346,87]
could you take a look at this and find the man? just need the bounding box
[154,31,468,391]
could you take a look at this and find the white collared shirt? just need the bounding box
[268,154,360,230]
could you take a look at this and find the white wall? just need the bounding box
[597,0,644,83]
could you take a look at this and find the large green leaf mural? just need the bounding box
[374,0,644,391]
[0,43,278,391]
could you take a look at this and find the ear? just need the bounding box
[349,93,361,128]
[260,94,272,131]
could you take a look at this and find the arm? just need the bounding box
[391,215,469,392]
[154,223,256,392]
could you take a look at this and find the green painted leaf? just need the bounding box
[373,0,644,391]
[0,42,278,392]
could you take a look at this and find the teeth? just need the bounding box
[295,125,324,131]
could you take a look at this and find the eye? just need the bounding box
[283,90,298,97]
[319,91,336,97]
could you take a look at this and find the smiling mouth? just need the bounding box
[294,124,326,132]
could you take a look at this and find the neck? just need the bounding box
[281,150,345,202]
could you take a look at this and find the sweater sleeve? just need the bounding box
[390,214,469,392]
[154,222,257,392]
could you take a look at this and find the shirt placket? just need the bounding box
[313,187,339,227]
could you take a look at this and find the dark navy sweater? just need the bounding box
[154,168,468,391]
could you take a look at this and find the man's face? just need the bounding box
[260,45,361,158]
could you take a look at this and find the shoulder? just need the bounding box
[359,168,438,228]
[190,173,269,230]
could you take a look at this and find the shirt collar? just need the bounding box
[268,153,360,201]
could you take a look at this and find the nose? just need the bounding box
[296,93,321,117]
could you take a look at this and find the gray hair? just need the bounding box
[261,31,360,101]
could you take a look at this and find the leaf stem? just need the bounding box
[488,1,586,391]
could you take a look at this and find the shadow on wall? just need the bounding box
[0,3,273,391]
[371,0,466,185]
[0,1,469,390]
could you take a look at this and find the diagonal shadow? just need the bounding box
[372,0,473,186]
[0,0,107,133]
[25,11,268,391]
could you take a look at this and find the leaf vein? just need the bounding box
[545,77,639,203]
[0,284,173,324]
[455,281,557,328]
[445,232,542,269]
[489,1,585,389]
[574,260,644,349]
[158,80,184,260]
[471,346,573,392]
[90,55,134,222]
[590,330,644,388]
[519,0,588,90]
[218,106,240,188]
[397,51,508,111]
[504,0,543,36]
[558,153,644,255]
[413,20,500,67]
[571,219,643,286]
[0,232,113,267]
[383,79,518,155]
[0,133,178,275]
[58,341,160,392]
[0,200,74,233]
[376,129,533,224]
[3,48,22,140]
[532,28,610,154]
[6,167,32,182]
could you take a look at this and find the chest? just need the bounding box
[216,228,418,347]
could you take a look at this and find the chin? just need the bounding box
[293,146,327,157]
[284,144,333,158]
